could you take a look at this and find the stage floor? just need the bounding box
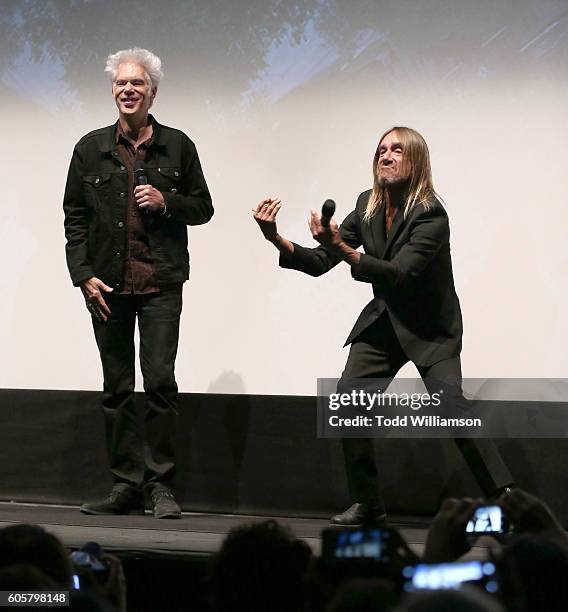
[0,502,495,560]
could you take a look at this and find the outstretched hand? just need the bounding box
[253,197,281,242]
[422,497,484,563]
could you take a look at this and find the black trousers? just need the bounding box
[92,285,182,488]
[339,314,513,508]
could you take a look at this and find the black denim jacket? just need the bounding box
[63,116,213,289]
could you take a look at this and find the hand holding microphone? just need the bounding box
[309,198,339,248]
[134,160,148,187]
[252,195,340,256]
[321,199,336,227]
[133,161,165,213]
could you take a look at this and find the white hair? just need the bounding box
[104,47,163,89]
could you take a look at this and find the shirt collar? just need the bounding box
[114,115,156,148]
[102,115,163,153]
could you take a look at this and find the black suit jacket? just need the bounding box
[279,189,463,367]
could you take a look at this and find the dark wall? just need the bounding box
[1,390,566,521]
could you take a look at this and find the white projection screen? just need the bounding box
[1,0,567,395]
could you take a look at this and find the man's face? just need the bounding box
[112,62,156,119]
[377,131,411,186]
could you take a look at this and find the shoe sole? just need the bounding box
[329,513,388,527]
[154,511,182,519]
[79,507,146,516]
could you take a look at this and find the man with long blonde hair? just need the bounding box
[253,127,514,525]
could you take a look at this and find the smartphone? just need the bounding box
[466,505,509,536]
[69,542,110,589]
[322,527,395,564]
[403,560,498,593]
[71,574,82,590]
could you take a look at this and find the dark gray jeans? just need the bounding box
[92,285,182,488]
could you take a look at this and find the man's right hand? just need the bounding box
[252,197,282,242]
[252,197,294,256]
[499,488,566,537]
[80,277,113,322]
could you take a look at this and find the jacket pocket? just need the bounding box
[82,173,111,188]
[156,167,182,180]
[82,174,111,209]
[151,167,182,193]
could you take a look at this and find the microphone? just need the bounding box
[134,160,148,186]
[134,160,152,224]
[321,199,336,227]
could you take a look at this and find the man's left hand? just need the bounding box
[309,209,340,249]
[134,184,165,212]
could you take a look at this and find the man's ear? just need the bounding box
[149,87,157,108]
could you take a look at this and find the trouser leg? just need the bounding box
[418,357,514,495]
[92,296,143,486]
[138,285,183,486]
[339,315,407,506]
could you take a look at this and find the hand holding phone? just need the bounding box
[422,498,482,563]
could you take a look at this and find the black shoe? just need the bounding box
[149,485,181,519]
[80,484,145,516]
[330,503,387,526]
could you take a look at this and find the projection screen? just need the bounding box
[1,0,567,395]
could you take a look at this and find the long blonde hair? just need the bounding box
[364,126,437,222]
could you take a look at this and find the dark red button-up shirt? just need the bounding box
[115,122,160,294]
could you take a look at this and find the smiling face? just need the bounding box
[376,130,412,187]
[112,61,156,121]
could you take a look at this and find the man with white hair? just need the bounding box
[63,48,213,518]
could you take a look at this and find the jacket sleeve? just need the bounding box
[163,136,213,225]
[63,146,95,286]
[351,204,448,288]
[279,209,362,277]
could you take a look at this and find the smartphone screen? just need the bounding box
[403,560,498,593]
[322,527,393,563]
[466,505,507,535]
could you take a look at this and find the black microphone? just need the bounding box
[134,160,152,224]
[321,199,336,227]
[134,160,148,186]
